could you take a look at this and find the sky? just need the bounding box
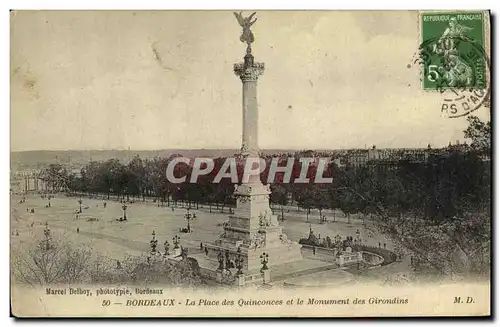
[10,11,491,151]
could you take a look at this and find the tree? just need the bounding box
[67,173,83,195]
[312,187,329,222]
[335,167,364,224]
[128,155,146,201]
[103,159,124,199]
[346,151,490,278]
[40,164,69,192]
[12,236,92,286]
[80,161,100,195]
[464,115,491,155]
[270,184,288,221]
[296,186,315,222]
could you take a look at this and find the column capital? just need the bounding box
[234,62,265,82]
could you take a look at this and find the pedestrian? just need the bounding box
[383,243,386,249]
[378,242,381,248]
[313,246,316,255]
[103,202,107,208]
[205,247,208,256]
[77,227,79,234]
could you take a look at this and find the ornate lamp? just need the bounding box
[185,208,192,232]
[260,252,269,272]
[235,246,244,276]
[173,235,180,249]
[121,201,128,220]
[150,230,158,253]
[78,196,83,213]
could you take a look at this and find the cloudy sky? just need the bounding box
[10,11,490,151]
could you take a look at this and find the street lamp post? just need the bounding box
[260,252,269,273]
[185,208,192,232]
[122,201,128,220]
[78,196,82,214]
[150,230,158,254]
[173,235,180,249]
[235,246,244,276]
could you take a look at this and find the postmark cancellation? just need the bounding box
[418,11,490,118]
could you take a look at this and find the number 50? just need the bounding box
[427,65,440,82]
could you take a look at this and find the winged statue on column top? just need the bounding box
[233,12,257,46]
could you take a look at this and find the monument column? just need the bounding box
[198,13,303,275]
[234,53,264,158]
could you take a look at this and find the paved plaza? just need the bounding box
[10,193,411,285]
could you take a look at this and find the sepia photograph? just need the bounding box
[9,9,491,318]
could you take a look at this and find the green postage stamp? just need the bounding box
[420,12,487,91]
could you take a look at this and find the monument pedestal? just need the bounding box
[205,182,302,273]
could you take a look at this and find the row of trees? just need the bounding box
[40,150,488,221]
[41,155,333,211]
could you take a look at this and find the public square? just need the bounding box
[10,193,410,286]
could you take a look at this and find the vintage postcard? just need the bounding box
[10,10,491,318]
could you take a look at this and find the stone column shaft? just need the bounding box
[242,80,259,156]
[234,55,265,159]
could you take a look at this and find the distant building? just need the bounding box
[10,169,47,194]
[342,145,436,168]
[446,140,470,152]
